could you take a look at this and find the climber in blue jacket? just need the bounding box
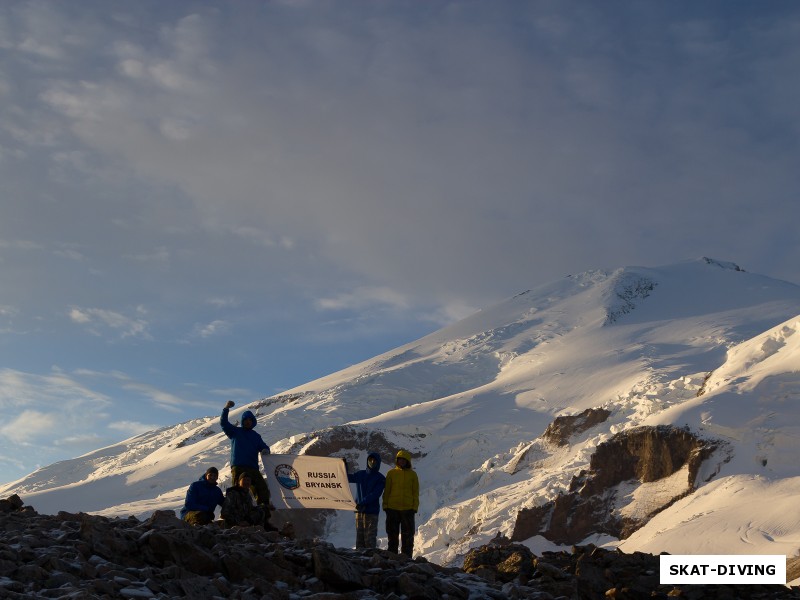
[347,452,386,549]
[221,401,274,529]
[180,467,225,525]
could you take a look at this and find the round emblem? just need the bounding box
[275,464,300,490]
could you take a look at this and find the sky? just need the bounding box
[1,0,799,484]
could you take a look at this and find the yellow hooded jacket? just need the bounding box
[382,450,419,512]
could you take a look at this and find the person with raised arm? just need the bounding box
[220,400,274,529]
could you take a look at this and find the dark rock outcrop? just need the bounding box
[542,408,612,447]
[1,496,797,599]
[463,538,799,599]
[512,425,724,544]
[285,424,427,464]
[604,273,657,324]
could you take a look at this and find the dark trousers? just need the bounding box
[385,509,415,557]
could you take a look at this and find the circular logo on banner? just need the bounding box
[275,464,300,490]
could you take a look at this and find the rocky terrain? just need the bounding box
[2,495,800,599]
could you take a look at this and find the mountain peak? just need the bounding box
[3,260,800,566]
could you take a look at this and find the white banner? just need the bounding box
[263,454,356,510]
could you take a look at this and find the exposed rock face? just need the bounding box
[604,272,657,324]
[512,425,724,544]
[2,496,797,599]
[542,408,612,447]
[284,424,427,465]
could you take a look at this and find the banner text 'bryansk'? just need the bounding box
[305,472,343,488]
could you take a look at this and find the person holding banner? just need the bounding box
[382,449,419,558]
[220,400,274,529]
[347,452,386,549]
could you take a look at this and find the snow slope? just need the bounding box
[2,258,800,566]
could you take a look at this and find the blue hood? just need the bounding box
[367,452,382,473]
[242,410,257,427]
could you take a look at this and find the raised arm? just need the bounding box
[220,401,236,438]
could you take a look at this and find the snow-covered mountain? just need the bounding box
[3,257,800,567]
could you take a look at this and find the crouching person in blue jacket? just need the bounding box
[180,466,225,525]
[347,452,386,549]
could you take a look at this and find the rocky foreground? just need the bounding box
[1,495,799,599]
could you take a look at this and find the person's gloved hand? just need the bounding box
[224,400,235,409]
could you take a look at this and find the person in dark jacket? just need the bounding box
[347,452,386,549]
[180,467,225,525]
[221,472,266,528]
[220,400,273,527]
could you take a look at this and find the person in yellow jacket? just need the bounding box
[382,449,419,557]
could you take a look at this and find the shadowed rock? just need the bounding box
[0,495,797,599]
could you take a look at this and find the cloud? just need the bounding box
[69,307,151,339]
[0,410,58,444]
[123,247,170,263]
[207,297,239,309]
[54,247,85,261]
[17,2,796,312]
[54,434,105,449]
[0,369,111,450]
[2,4,799,314]
[67,368,217,413]
[419,301,479,326]
[117,379,215,413]
[0,305,18,317]
[1,0,799,485]
[0,239,44,251]
[230,226,294,249]
[0,369,110,410]
[316,287,410,312]
[192,319,230,338]
[208,387,253,398]
[108,421,160,437]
